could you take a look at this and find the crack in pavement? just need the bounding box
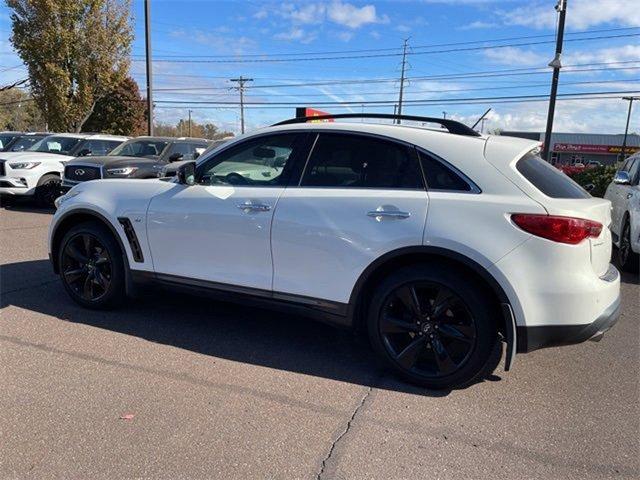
[316,384,374,480]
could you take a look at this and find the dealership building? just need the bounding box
[501,131,640,166]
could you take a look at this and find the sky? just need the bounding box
[1,0,639,135]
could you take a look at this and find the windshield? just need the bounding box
[5,135,46,152]
[29,136,83,155]
[0,134,19,150]
[109,139,169,158]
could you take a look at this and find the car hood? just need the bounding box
[66,155,161,168]
[0,151,74,163]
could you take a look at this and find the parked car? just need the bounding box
[1,132,50,152]
[49,114,620,389]
[62,136,211,191]
[604,152,640,272]
[0,131,22,150]
[0,133,127,206]
[158,138,232,178]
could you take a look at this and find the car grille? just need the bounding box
[64,165,101,183]
[0,160,5,176]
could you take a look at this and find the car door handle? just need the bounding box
[236,202,271,212]
[367,210,411,219]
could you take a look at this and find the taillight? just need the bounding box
[511,214,602,245]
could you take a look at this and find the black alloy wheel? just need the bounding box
[618,220,639,273]
[35,174,61,207]
[379,282,476,379]
[61,233,113,302]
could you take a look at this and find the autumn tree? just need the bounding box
[7,0,133,133]
[155,118,234,140]
[0,88,45,131]
[82,76,146,136]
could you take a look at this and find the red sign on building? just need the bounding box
[553,143,640,154]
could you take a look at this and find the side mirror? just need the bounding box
[176,161,196,185]
[584,183,595,192]
[613,171,631,185]
[78,148,92,157]
[169,152,184,162]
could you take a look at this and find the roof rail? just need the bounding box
[272,113,481,137]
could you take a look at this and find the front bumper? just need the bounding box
[516,292,622,353]
[0,177,34,195]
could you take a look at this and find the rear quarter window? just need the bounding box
[516,153,590,199]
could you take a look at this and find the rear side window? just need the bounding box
[301,133,423,189]
[418,151,473,192]
[516,153,590,199]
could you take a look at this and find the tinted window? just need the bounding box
[6,135,45,152]
[110,139,169,158]
[516,152,590,199]
[301,134,423,189]
[626,157,640,185]
[198,134,301,186]
[418,151,473,192]
[168,142,208,161]
[80,139,122,156]
[30,136,83,155]
[0,134,18,150]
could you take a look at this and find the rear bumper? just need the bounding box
[516,292,621,353]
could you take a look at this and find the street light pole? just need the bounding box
[620,96,639,163]
[188,109,192,137]
[144,0,154,136]
[541,0,567,162]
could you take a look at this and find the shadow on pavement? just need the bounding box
[0,259,469,396]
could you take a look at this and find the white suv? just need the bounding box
[0,133,127,206]
[48,114,621,389]
[605,153,640,273]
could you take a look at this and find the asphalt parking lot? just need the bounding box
[1,204,638,480]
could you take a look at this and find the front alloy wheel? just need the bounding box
[61,233,112,301]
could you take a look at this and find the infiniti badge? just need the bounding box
[75,169,85,176]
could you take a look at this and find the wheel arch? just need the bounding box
[51,208,129,276]
[348,246,517,370]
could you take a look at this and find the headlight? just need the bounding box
[54,190,81,209]
[107,167,138,176]
[9,161,41,170]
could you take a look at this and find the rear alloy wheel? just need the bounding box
[618,220,639,273]
[368,265,500,389]
[34,174,61,208]
[59,222,126,309]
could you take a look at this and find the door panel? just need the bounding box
[147,183,282,290]
[271,188,429,303]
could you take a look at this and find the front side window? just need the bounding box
[301,133,423,189]
[516,152,590,199]
[109,139,169,158]
[30,136,83,155]
[198,134,301,186]
[168,142,208,161]
[626,157,640,185]
[0,134,18,150]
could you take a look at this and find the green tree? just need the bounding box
[155,118,234,140]
[7,0,133,133]
[0,88,45,131]
[82,77,146,136]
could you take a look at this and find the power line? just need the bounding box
[129,26,640,60]
[130,32,640,64]
[150,90,640,107]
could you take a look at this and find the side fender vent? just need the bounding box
[118,217,144,263]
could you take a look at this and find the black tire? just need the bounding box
[367,264,501,390]
[34,173,61,208]
[617,219,639,273]
[58,221,126,309]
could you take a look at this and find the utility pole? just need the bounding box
[230,76,253,134]
[144,0,154,136]
[541,0,567,162]
[396,38,409,124]
[620,96,639,162]
[442,111,447,119]
[188,109,192,137]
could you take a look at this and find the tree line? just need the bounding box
[3,0,231,140]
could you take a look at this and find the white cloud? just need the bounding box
[274,27,318,44]
[337,31,354,42]
[327,1,388,29]
[483,47,546,66]
[272,1,388,29]
[500,0,640,30]
[459,20,498,30]
[565,44,640,67]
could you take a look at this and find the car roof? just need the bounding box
[131,136,210,143]
[41,132,128,141]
